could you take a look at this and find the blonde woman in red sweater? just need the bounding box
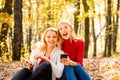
[57,19,91,80]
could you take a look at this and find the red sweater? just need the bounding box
[61,39,84,66]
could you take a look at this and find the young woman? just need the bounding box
[11,28,65,80]
[56,19,91,80]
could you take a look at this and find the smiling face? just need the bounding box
[58,23,72,40]
[45,30,58,47]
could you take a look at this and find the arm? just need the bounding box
[61,40,84,66]
[76,40,84,66]
[49,49,64,78]
[29,42,42,70]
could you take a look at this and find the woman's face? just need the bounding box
[58,23,72,40]
[45,30,58,47]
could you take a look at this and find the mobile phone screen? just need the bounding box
[60,54,67,59]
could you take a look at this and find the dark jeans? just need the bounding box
[57,65,91,80]
[11,61,52,80]
[11,68,32,80]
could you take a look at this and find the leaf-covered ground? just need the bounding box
[0,57,120,80]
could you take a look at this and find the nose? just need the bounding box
[50,37,54,41]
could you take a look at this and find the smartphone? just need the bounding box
[60,54,67,59]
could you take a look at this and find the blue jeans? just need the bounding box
[11,61,52,80]
[57,65,91,80]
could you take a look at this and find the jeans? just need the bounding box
[11,68,32,80]
[57,64,91,80]
[11,61,52,80]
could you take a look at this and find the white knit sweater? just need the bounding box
[30,46,64,80]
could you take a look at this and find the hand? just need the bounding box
[31,43,37,50]
[34,53,49,61]
[25,59,33,70]
[61,57,77,66]
[40,55,49,61]
[60,57,70,65]
[34,53,41,60]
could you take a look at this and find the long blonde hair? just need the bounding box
[57,19,77,48]
[40,27,59,52]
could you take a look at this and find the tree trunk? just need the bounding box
[0,0,13,56]
[0,0,13,14]
[12,0,23,60]
[26,0,32,53]
[0,23,9,56]
[104,0,112,57]
[92,19,96,57]
[74,0,80,34]
[112,0,119,54]
[83,0,89,58]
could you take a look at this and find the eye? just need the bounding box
[59,28,62,31]
[47,36,50,38]
[53,36,57,38]
[64,26,68,29]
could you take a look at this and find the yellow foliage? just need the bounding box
[0,53,12,62]
[21,53,30,61]
[0,13,13,28]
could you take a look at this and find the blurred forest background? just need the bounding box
[0,0,120,61]
[0,0,120,80]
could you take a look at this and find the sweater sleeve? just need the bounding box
[76,40,84,66]
[49,49,64,78]
[30,42,41,70]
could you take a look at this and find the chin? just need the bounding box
[63,37,69,40]
[62,35,69,39]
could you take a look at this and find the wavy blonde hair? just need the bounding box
[40,27,59,52]
[57,19,77,48]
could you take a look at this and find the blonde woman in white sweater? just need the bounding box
[11,27,64,80]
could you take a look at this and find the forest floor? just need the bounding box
[0,56,120,80]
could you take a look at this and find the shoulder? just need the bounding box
[54,47,65,54]
[74,39,84,44]
[73,39,84,48]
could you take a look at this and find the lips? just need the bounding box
[48,41,55,44]
[62,33,68,36]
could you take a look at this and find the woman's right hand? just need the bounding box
[25,59,34,70]
[61,57,77,66]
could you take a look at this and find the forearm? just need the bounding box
[69,60,77,66]
[61,58,77,66]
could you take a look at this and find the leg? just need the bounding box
[56,68,67,80]
[11,68,32,80]
[74,64,91,80]
[28,61,52,80]
[57,66,77,80]
[64,66,77,80]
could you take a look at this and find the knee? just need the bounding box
[42,61,51,67]
[39,61,51,70]
[74,64,84,70]
[64,66,74,73]
[11,68,31,80]
[17,68,32,75]
[65,66,73,69]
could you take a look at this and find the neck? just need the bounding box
[64,38,73,43]
[45,46,55,57]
